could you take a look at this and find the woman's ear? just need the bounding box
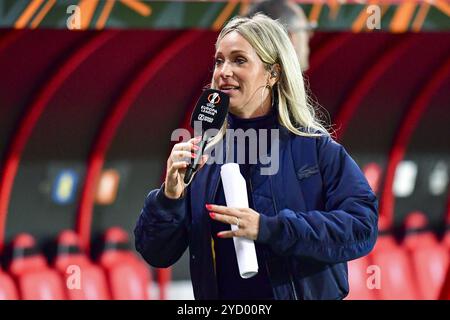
[269,64,281,87]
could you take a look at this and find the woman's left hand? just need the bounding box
[206,204,260,240]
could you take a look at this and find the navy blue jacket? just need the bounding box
[134,125,378,300]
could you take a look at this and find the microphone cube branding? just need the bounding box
[171,88,279,176]
[197,113,213,123]
[197,92,220,124]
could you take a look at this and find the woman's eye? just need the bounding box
[214,58,223,65]
[236,58,246,65]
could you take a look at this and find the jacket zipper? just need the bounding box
[288,269,299,300]
[249,166,273,281]
[211,170,221,205]
[249,165,286,300]
[210,169,222,278]
[268,174,299,300]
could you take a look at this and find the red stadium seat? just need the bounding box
[0,269,18,300]
[54,230,111,300]
[8,233,66,300]
[439,217,450,299]
[156,266,171,300]
[346,256,378,300]
[369,216,420,299]
[99,227,151,300]
[439,255,450,300]
[363,162,382,194]
[346,216,389,300]
[403,211,449,300]
[439,276,450,299]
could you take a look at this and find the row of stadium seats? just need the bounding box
[0,227,157,300]
[3,212,449,300]
[347,211,450,300]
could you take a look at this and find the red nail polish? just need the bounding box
[217,233,223,238]
[191,153,196,158]
[205,204,212,210]
[209,212,215,219]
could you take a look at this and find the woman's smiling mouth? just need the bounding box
[219,85,240,95]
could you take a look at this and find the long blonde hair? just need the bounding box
[208,14,330,149]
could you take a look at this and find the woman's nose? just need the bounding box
[220,61,233,78]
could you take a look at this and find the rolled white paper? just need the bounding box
[220,163,259,279]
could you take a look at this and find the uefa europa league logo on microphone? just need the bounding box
[207,92,221,105]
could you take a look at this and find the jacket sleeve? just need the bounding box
[257,135,378,264]
[134,184,191,268]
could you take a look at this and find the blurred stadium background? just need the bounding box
[0,0,449,300]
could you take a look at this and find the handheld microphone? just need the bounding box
[184,89,229,184]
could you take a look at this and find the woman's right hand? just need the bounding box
[164,136,208,199]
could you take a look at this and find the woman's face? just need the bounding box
[213,31,272,118]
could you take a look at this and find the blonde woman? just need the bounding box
[135,14,378,300]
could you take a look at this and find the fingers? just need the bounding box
[189,136,202,144]
[173,142,199,153]
[209,211,242,227]
[167,150,193,178]
[168,137,201,168]
[216,230,241,239]
[166,161,187,180]
[205,204,243,217]
[167,135,208,180]
[171,150,196,162]
[168,161,188,172]
[173,136,201,153]
[164,137,202,198]
[207,205,259,240]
